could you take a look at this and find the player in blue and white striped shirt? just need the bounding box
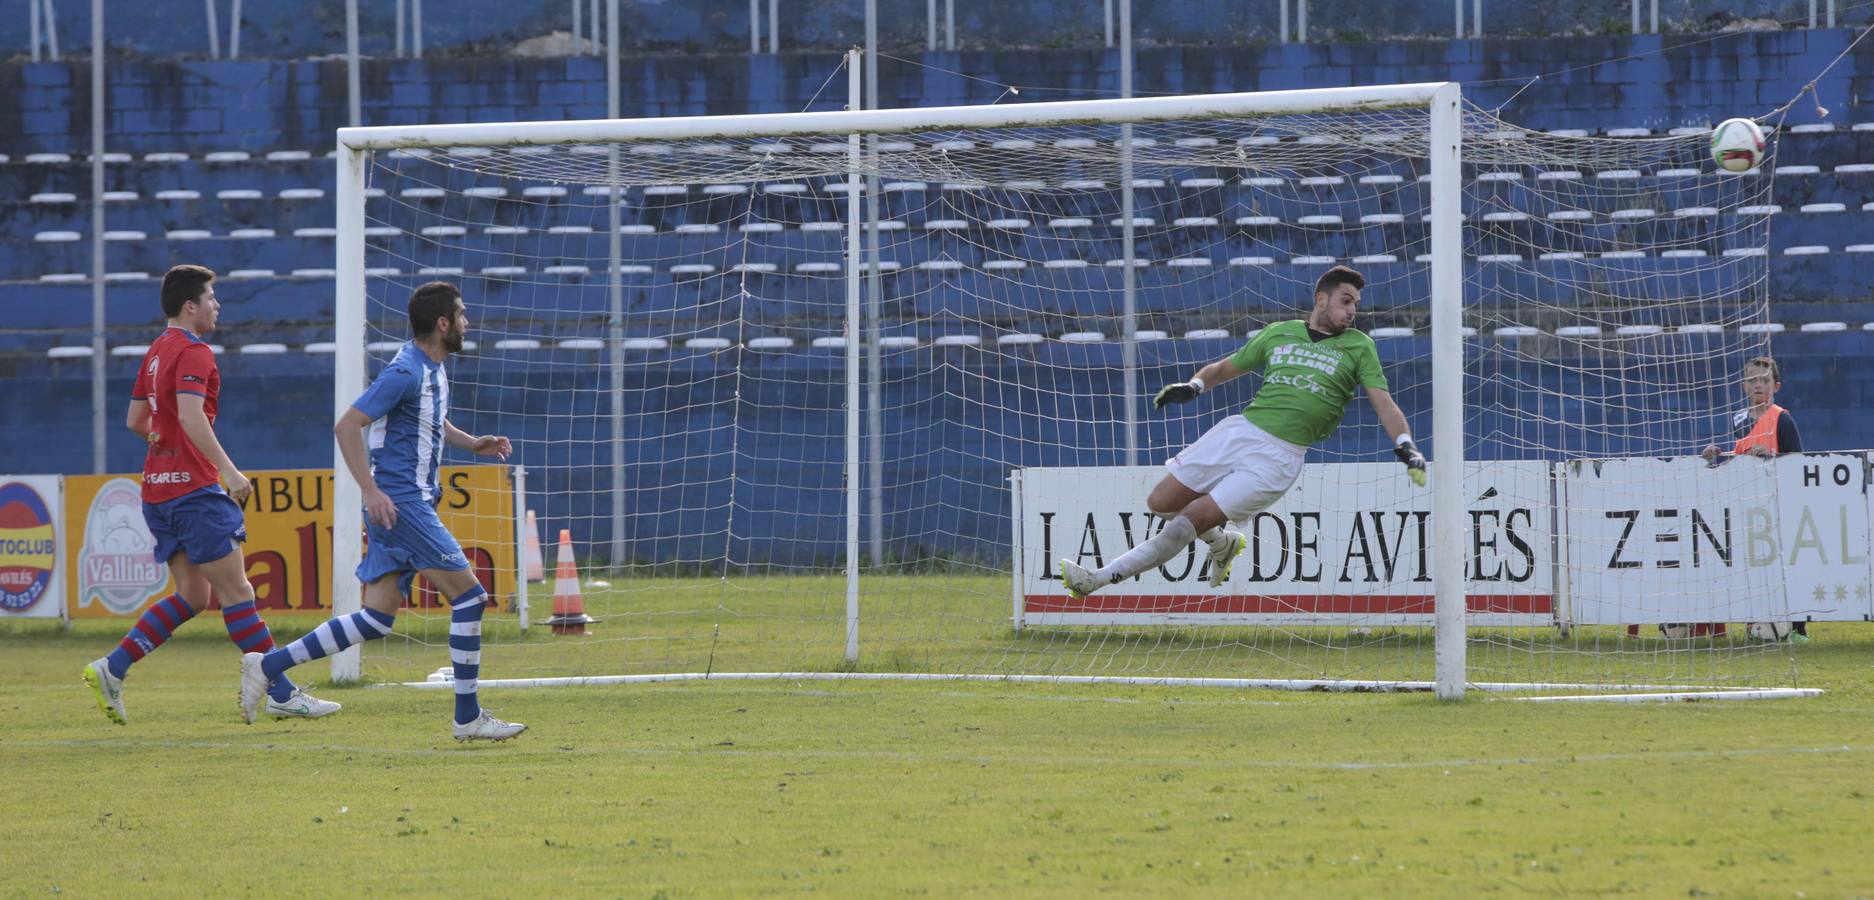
[241,282,526,741]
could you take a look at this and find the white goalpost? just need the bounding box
[326,77,1814,702]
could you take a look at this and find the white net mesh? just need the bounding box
[347,95,1797,692]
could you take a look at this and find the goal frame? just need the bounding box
[328,82,1471,697]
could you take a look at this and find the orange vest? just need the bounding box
[1733,404,1785,456]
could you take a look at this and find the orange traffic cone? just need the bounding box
[544,528,594,635]
[523,509,545,583]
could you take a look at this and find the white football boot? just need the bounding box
[83,658,127,725]
[453,711,527,742]
[1058,559,1103,600]
[267,688,342,719]
[238,652,269,725]
[1207,530,1248,588]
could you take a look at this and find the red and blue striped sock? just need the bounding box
[221,599,298,703]
[449,585,488,725]
[104,594,196,679]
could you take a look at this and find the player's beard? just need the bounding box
[442,323,464,354]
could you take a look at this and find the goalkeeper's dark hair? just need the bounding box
[408,281,462,337]
[1745,356,1780,383]
[1314,265,1365,297]
[160,265,216,318]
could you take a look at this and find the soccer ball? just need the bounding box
[1658,623,1693,639]
[1747,621,1792,641]
[1710,118,1765,173]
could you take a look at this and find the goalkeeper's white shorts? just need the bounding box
[1164,414,1307,523]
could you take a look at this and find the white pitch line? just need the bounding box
[5,739,1861,771]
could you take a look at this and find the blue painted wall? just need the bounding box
[2,28,1869,155]
[3,0,1853,58]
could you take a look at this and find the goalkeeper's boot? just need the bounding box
[83,657,127,725]
[238,652,269,725]
[453,710,527,742]
[1207,530,1248,588]
[1059,559,1102,600]
[267,688,342,719]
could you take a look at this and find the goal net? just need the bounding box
[331,82,1802,698]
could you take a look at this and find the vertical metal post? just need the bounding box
[204,0,220,58]
[864,0,884,568]
[572,0,582,53]
[945,0,954,50]
[591,0,601,53]
[90,0,104,474]
[1279,0,1288,43]
[927,0,936,50]
[1454,0,1462,38]
[1828,0,1835,27]
[1105,0,1113,47]
[1650,0,1657,32]
[607,0,625,571]
[1296,0,1305,41]
[44,0,62,60]
[31,0,40,62]
[1119,0,1137,466]
[345,0,361,127]
[1631,0,1639,34]
[512,466,530,632]
[396,0,405,57]
[412,0,423,58]
[230,0,243,58]
[1472,0,1480,38]
[751,0,760,53]
[769,0,778,54]
[1428,82,1466,701]
[331,140,368,684]
[1808,0,1817,27]
[844,48,863,662]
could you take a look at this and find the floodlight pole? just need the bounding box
[90,0,104,474]
[1120,0,1138,466]
[864,0,884,568]
[607,0,626,570]
[345,0,361,128]
[844,48,864,662]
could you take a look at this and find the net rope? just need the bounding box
[348,98,1794,692]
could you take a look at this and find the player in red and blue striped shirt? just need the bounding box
[81,265,339,725]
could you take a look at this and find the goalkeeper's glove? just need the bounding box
[1395,435,1427,487]
[1153,376,1206,409]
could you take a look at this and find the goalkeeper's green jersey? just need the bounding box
[1228,320,1389,447]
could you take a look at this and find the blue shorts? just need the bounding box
[357,498,470,598]
[142,486,246,566]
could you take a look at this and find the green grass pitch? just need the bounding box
[4,580,1873,896]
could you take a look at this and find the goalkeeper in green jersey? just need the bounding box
[1060,265,1427,599]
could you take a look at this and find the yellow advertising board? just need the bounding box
[65,467,513,618]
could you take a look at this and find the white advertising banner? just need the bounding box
[1562,453,1871,625]
[0,475,66,620]
[1016,453,1873,630]
[1015,461,1554,627]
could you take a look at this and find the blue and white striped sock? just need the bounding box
[449,585,488,726]
[261,607,396,681]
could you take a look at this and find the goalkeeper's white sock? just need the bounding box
[1095,516,1198,585]
[1197,526,1232,554]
